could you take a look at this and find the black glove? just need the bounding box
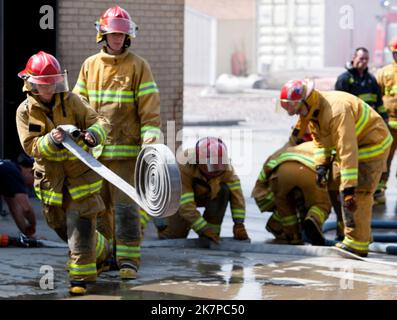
[15,234,39,248]
[315,165,329,188]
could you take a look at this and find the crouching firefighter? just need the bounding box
[252,141,331,245]
[279,79,392,257]
[158,137,249,243]
[15,51,111,295]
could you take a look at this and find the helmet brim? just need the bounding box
[17,69,29,79]
[21,72,69,94]
[98,17,137,38]
[303,79,315,99]
[18,69,64,85]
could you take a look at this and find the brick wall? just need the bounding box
[57,0,184,151]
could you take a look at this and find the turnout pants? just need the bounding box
[160,184,230,238]
[42,192,110,283]
[269,162,330,242]
[97,159,141,270]
[334,158,388,255]
[380,127,397,184]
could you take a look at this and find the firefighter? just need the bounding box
[158,137,249,242]
[15,51,111,295]
[73,5,161,280]
[252,138,331,245]
[278,79,392,257]
[376,38,397,205]
[335,47,389,204]
[335,47,388,123]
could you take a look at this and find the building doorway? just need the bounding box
[0,0,57,159]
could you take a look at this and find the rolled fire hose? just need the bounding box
[59,125,181,218]
[135,144,181,218]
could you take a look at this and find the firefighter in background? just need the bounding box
[252,137,331,245]
[335,47,389,204]
[158,137,249,242]
[15,51,111,295]
[335,47,388,122]
[73,6,161,280]
[376,38,397,205]
[279,79,392,257]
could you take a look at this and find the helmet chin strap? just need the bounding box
[104,34,123,52]
[393,52,397,63]
[198,166,224,179]
[105,40,123,53]
[300,100,311,116]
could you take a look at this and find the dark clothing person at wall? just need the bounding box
[0,154,36,236]
[335,66,388,123]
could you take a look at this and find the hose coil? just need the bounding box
[135,144,181,218]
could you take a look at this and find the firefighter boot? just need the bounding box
[373,180,386,205]
[335,241,368,258]
[69,281,87,296]
[303,216,325,246]
[265,211,284,239]
[373,189,386,205]
[120,263,138,280]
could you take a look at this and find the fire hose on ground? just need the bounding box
[323,220,397,242]
[323,220,397,255]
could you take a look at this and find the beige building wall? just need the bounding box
[323,0,383,68]
[57,0,184,150]
[256,0,385,72]
[217,19,256,76]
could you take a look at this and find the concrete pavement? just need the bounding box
[1,86,397,299]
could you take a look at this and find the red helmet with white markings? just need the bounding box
[279,79,314,115]
[195,137,230,177]
[96,5,138,44]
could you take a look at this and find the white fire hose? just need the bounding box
[59,125,181,218]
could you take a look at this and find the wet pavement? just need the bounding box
[2,240,396,300]
[1,86,397,300]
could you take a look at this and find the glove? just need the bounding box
[201,228,220,244]
[57,125,81,139]
[342,187,356,228]
[233,223,249,241]
[315,165,329,188]
[81,130,97,147]
[48,129,65,148]
[24,225,36,237]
